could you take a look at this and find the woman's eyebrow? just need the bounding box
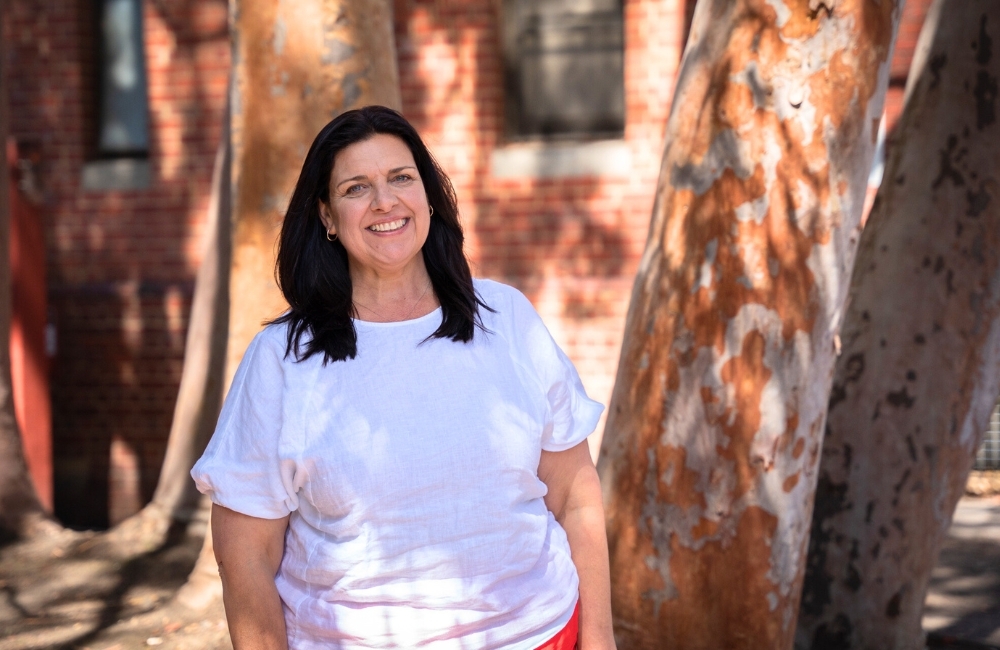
[335,174,368,189]
[334,166,417,189]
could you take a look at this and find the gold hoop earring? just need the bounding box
[326,230,338,242]
[429,206,434,217]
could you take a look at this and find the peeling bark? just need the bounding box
[227,0,401,382]
[0,1,52,540]
[597,0,901,647]
[797,2,1000,647]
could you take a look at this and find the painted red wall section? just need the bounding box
[8,138,52,511]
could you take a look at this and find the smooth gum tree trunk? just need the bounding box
[797,2,1000,647]
[226,0,401,383]
[597,0,901,648]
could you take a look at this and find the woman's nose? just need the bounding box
[369,180,398,212]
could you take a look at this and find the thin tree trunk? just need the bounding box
[154,104,231,523]
[0,0,53,540]
[597,1,901,648]
[149,104,231,523]
[796,2,1000,648]
[105,103,232,551]
[175,0,402,608]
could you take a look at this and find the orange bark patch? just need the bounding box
[663,506,792,648]
[655,445,709,510]
[716,330,772,495]
[783,472,801,492]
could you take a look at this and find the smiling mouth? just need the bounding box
[367,218,409,233]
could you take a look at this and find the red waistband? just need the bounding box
[534,601,580,650]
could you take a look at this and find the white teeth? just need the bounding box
[368,218,408,233]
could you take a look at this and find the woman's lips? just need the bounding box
[367,217,409,233]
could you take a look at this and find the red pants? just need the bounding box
[534,601,580,650]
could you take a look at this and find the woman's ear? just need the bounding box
[318,201,336,236]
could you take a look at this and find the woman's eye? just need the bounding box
[392,174,414,184]
[344,184,366,195]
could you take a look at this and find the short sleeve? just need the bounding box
[506,288,605,452]
[190,329,301,519]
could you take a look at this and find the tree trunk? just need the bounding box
[0,1,52,541]
[796,2,1000,647]
[149,104,231,524]
[105,103,233,551]
[226,0,401,382]
[596,1,901,648]
[175,0,402,608]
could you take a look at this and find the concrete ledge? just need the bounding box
[490,140,631,179]
[81,158,151,191]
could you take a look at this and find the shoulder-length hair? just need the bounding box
[272,105,490,363]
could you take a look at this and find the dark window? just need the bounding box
[503,0,625,140]
[96,0,150,157]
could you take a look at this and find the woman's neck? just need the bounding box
[349,263,439,323]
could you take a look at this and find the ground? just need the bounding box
[0,509,229,650]
[1,475,998,649]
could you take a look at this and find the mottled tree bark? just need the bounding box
[597,1,901,648]
[226,0,401,383]
[796,2,1000,648]
[0,1,53,540]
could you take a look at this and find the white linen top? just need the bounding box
[191,279,604,649]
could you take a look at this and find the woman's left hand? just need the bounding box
[538,441,617,650]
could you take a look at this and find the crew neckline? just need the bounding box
[351,306,442,327]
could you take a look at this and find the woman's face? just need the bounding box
[319,134,432,282]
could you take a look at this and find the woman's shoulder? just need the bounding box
[473,278,545,339]
[473,277,533,312]
[236,319,295,368]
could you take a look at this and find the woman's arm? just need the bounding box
[211,504,290,650]
[538,440,616,650]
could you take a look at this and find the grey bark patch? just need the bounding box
[929,53,947,90]
[844,353,865,381]
[341,72,364,110]
[801,475,851,618]
[932,135,966,188]
[670,129,752,195]
[973,70,997,130]
[744,61,770,108]
[322,36,355,64]
[976,14,993,66]
[845,540,862,591]
[885,590,902,618]
[809,613,853,650]
[886,386,916,408]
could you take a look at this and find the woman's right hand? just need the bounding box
[211,504,290,650]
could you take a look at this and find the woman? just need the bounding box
[192,106,615,649]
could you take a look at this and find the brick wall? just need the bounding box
[3,0,933,528]
[4,0,228,528]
